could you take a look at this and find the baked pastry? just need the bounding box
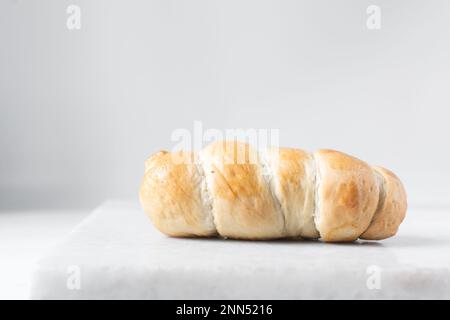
[139,141,407,242]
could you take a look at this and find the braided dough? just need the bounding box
[139,141,407,242]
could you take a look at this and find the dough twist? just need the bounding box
[139,141,407,242]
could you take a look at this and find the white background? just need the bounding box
[1,0,450,210]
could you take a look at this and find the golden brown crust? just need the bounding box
[200,141,285,239]
[314,150,380,242]
[139,142,407,242]
[266,147,319,238]
[139,150,216,237]
[359,167,407,240]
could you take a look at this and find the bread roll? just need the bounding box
[139,141,407,242]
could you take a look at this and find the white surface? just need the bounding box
[30,201,450,299]
[0,210,88,299]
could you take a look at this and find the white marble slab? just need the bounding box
[30,201,450,299]
[0,210,87,299]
